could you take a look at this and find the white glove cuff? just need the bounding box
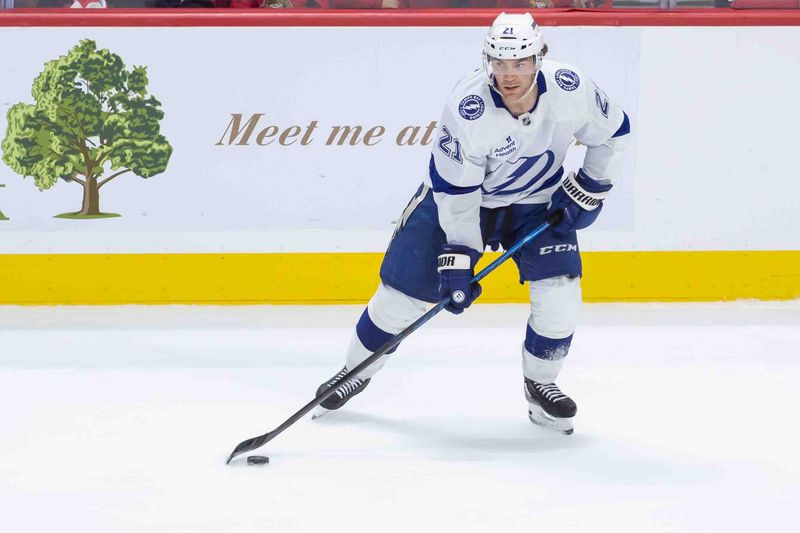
[437,253,472,272]
[561,173,610,212]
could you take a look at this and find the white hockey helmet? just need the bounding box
[483,13,546,98]
[483,12,545,61]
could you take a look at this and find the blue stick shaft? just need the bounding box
[472,219,552,284]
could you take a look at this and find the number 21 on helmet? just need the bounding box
[482,12,547,91]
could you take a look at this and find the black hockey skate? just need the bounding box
[524,378,577,435]
[312,366,371,420]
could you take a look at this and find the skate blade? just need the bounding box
[528,407,574,435]
[311,405,332,420]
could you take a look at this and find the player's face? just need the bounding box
[491,57,536,99]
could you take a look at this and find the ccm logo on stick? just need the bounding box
[539,244,578,255]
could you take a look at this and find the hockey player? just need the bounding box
[316,12,632,434]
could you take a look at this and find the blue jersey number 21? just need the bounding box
[437,125,463,164]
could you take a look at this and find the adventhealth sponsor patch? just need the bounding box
[494,135,517,157]
[555,69,580,91]
[458,95,485,120]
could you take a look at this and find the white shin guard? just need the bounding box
[344,282,429,380]
[522,275,582,384]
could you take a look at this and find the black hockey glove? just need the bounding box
[437,244,482,315]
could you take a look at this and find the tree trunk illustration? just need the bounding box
[80,176,100,216]
[0,184,6,220]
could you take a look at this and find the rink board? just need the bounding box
[0,250,798,304]
[1,11,799,303]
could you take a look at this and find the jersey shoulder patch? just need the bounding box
[554,68,581,92]
[458,95,485,121]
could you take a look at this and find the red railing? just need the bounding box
[2,8,800,26]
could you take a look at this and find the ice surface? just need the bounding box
[1,302,799,532]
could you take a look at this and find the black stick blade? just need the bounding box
[226,433,271,464]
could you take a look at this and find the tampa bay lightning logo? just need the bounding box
[484,151,557,196]
[555,69,580,91]
[458,95,485,121]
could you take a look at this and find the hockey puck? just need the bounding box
[247,455,269,465]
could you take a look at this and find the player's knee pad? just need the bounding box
[355,282,428,353]
[528,275,581,340]
[368,282,429,333]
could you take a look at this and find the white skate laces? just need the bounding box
[335,378,365,399]
[328,368,365,399]
[535,382,569,403]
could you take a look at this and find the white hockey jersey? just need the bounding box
[422,60,632,253]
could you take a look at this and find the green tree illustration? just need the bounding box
[1,39,172,218]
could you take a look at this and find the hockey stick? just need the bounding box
[225,210,563,464]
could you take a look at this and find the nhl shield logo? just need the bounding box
[458,95,485,120]
[555,69,580,91]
